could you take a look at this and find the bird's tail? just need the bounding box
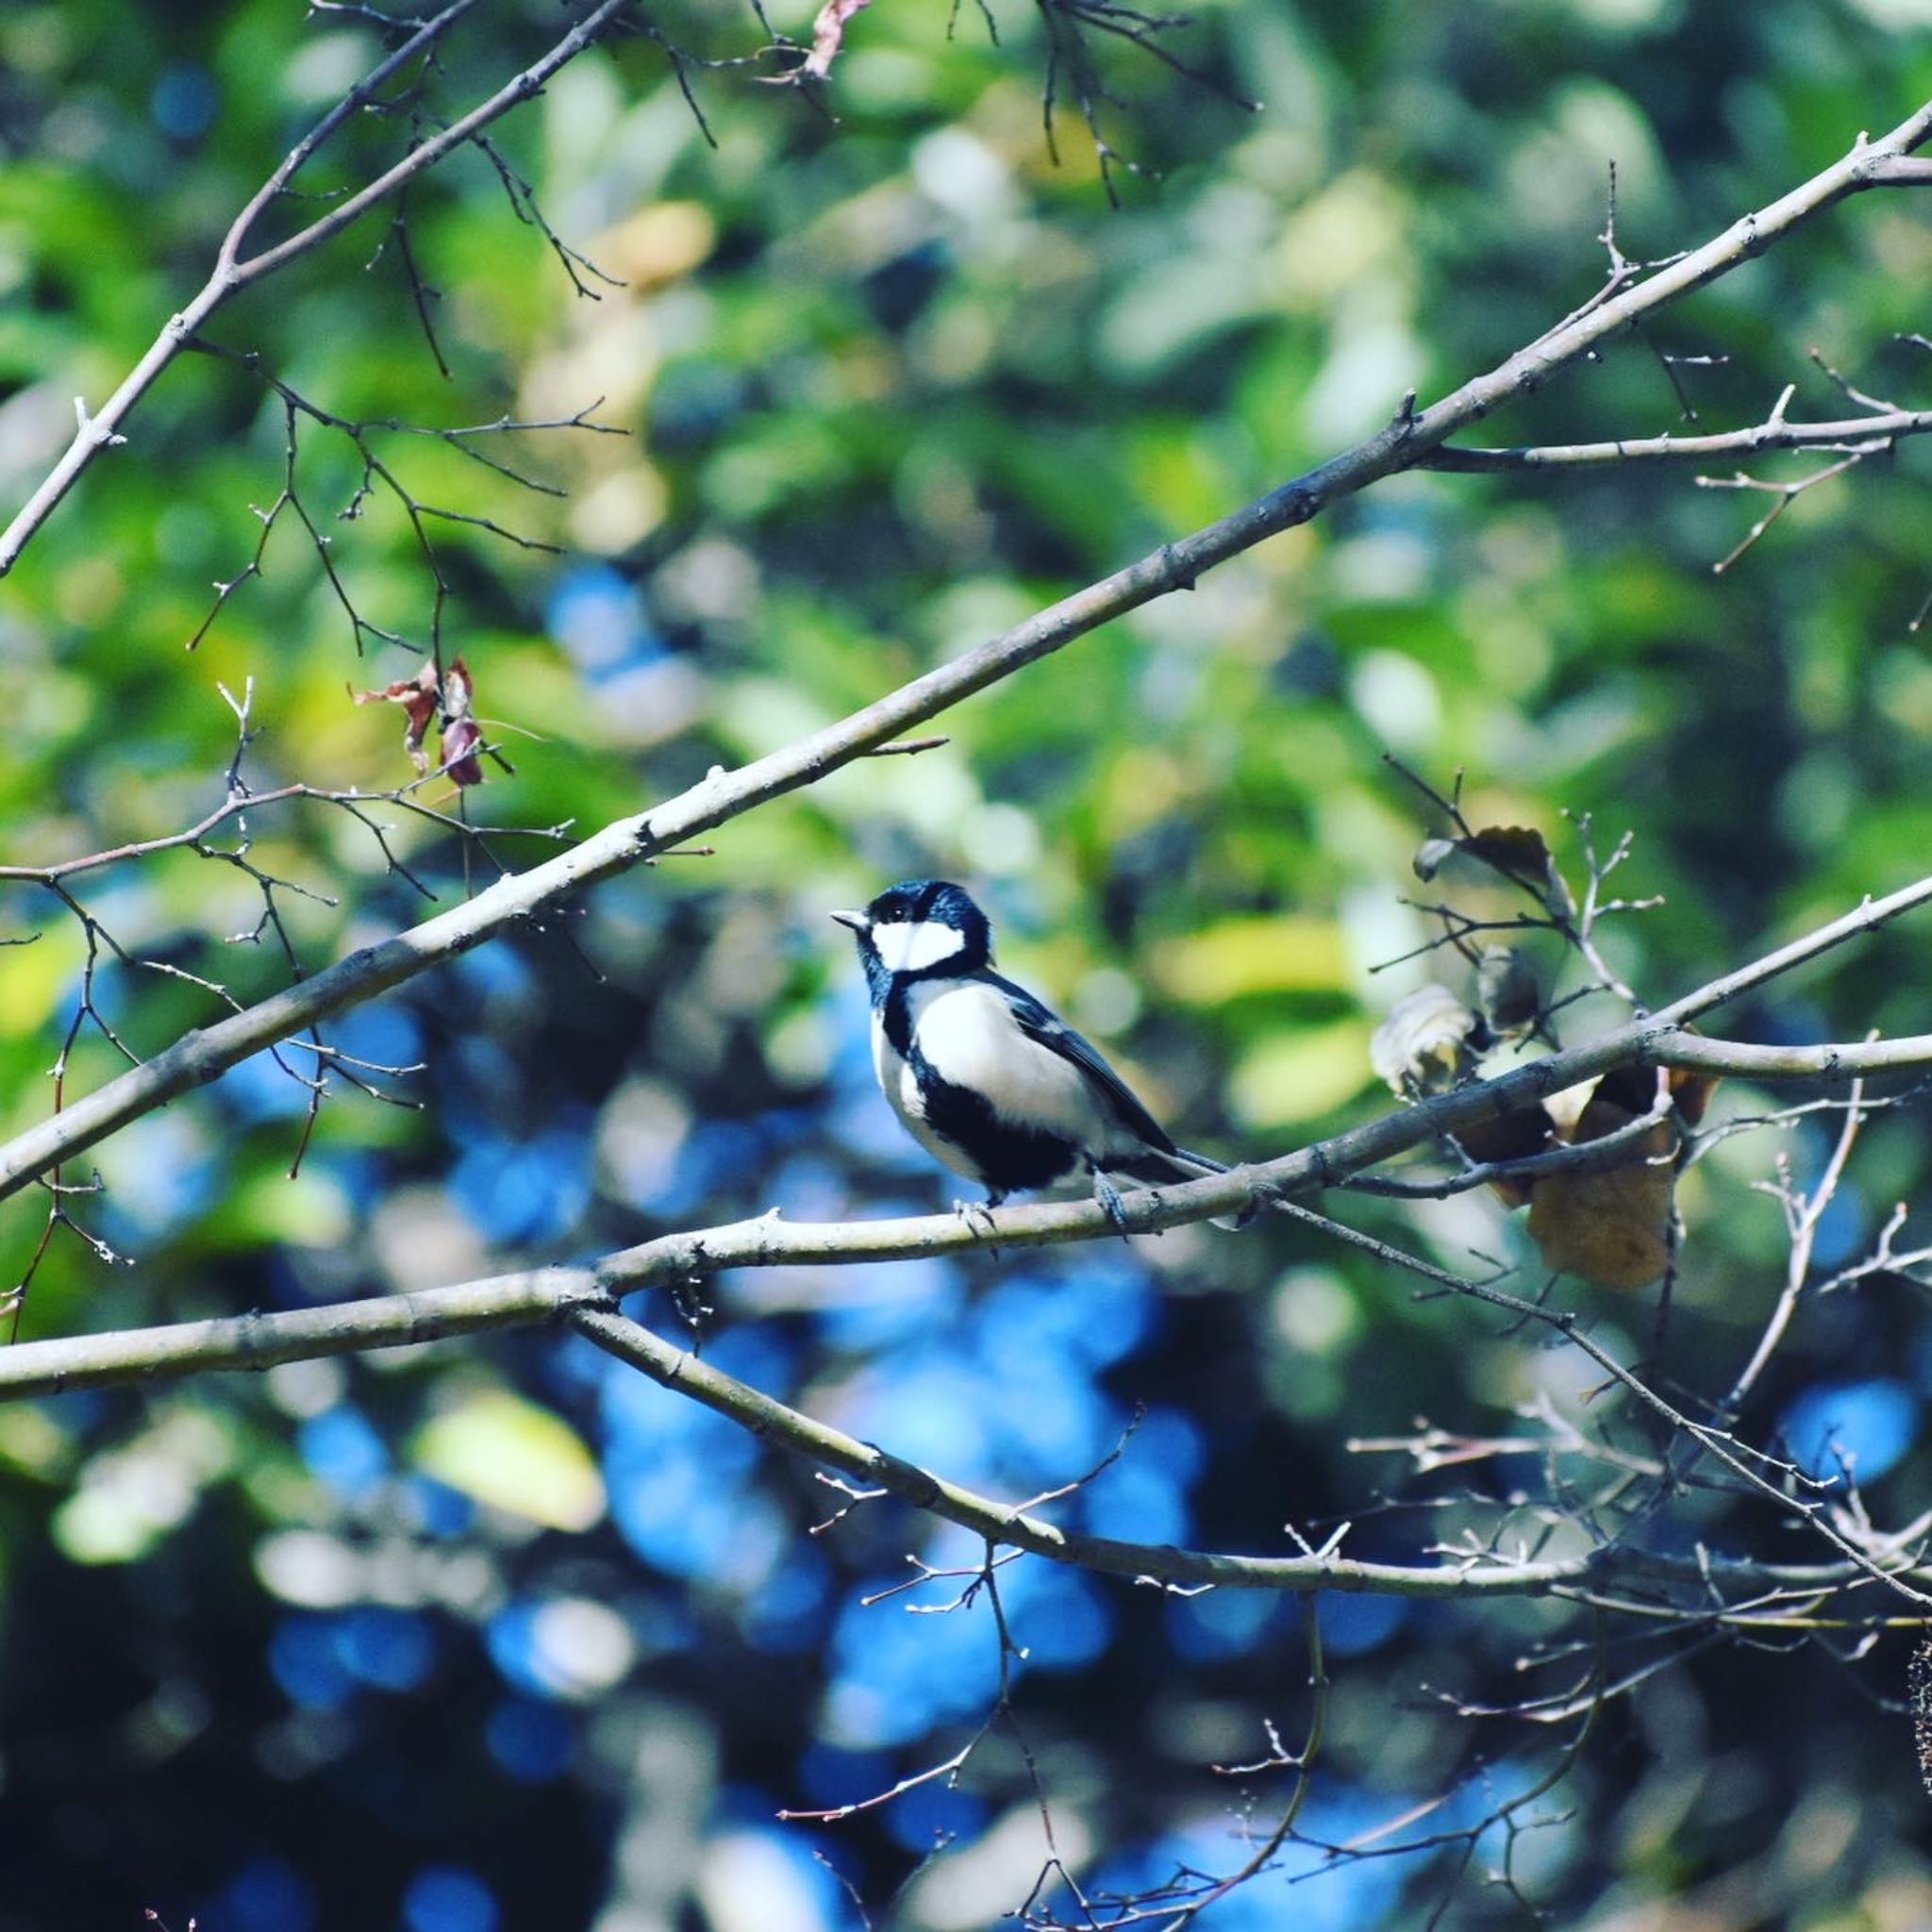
[1109,1145,1244,1230]
[1171,1145,1227,1177]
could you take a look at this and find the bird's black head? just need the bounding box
[830,878,994,998]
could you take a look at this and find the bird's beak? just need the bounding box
[828,908,869,933]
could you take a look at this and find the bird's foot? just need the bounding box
[954,1193,1004,1251]
[1091,1167,1133,1241]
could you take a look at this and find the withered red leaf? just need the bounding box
[441,716,484,788]
[354,656,487,787]
[353,662,440,776]
[799,0,873,79]
[439,657,484,787]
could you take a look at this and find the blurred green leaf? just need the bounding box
[412,1389,607,1533]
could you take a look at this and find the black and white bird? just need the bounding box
[831,879,1233,1229]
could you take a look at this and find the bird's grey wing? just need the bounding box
[989,971,1180,1156]
[995,973,1241,1226]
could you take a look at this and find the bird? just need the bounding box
[830,878,1236,1231]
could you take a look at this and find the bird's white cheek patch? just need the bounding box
[871,917,965,974]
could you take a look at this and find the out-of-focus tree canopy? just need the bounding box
[4,2,1932,1927]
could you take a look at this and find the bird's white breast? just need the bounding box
[872,1006,973,1178]
[903,980,1106,1142]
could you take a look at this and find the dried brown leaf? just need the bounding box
[1459,1106,1556,1208]
[1475,944,1541,1037]
[1456,824,1555,884]
[1669,1063,1720,1126]
[1412,824,1574,919]
[1524,1093,1678,1291]
[1370,985,1481,1096]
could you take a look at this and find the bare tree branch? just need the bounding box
[1424,403,1932,472]
[0,1265,607,1394]
[0,0,631,578]
[8,1270,1923,1616]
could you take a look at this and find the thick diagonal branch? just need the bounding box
[7,977,1932,1396]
